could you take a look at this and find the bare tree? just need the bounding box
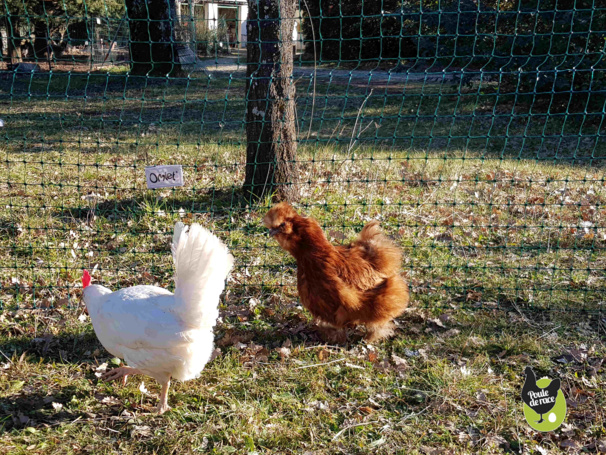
[244,0,299,202]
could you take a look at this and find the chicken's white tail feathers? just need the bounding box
[173,223,233,328]
[171,221,187,263]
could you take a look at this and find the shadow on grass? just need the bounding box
[2,72,604,165]
[0,387,89,433]
[0,330,110,433]
[53,187,253,223]
[0,329,101,364]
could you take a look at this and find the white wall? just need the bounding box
[239,4,248,48]
[240,7,303,51]
[206,3,219,29]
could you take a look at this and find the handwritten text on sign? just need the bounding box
[145,165,184,189]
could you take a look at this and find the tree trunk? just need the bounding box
[33,21,49,59]
[0,19,4,59]
[244,0,299,202]
[124,0,181,76]
[7,17,22,65]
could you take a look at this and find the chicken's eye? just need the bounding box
[279,222,286,229]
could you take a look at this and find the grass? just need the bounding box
[0,306,604,453]
[0,68,605,453]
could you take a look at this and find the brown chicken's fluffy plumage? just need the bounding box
[264,202,409,342]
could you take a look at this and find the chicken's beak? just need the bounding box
[268,228,279,237]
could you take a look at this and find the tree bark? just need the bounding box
[124,0,181,76]
[7,16,22,65]
[33,21,49,59]
[0,18,4,59]
[245,0,299,202]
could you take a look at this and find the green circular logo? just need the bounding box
[523,377,567,432]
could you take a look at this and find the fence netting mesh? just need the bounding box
[0,0,604,313]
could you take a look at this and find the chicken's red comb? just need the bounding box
[82,270,91,289]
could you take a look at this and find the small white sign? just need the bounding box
[145,165,184,189]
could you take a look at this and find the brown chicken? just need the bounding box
[264,202,409,342]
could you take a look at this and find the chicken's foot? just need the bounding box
[101,366,143,383]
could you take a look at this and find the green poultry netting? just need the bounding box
[0,0,604,313]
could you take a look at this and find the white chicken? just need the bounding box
[82,222,233,414]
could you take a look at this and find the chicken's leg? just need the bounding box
[157,378,171,414]
[101,366,143,383]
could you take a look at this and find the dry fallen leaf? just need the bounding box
[245,343,262,353]
[131,425,152,437]
[428,317,445,328]
[305,400,329,412]
[98,395,121,405]
[420,446,442,455]
[391,354,408,369]
[442,328,460,338]
[141,272,153,281]
[560,440,578,450]
[209,347,221,362]
[485,435,508,449]
[532,445,549,455]
[94,363,108,378]
[276,347,291,360]
[317,349,330,361]
[255,347,270,363]
[328,230,346,241]
[139,382,149,395]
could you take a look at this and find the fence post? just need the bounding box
[244,0,299,202]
